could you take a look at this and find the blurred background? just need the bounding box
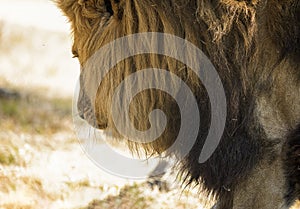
[0,0,208,208]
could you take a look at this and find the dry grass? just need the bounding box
[0,86,207,209]
[0,86,208,209]
[83,182,210,209]
[84,184,152,209]
[0,174,16,193]
[65,179,91,189]
[0,86,72,135]
[1,204,33,209]
[0,145,18,166]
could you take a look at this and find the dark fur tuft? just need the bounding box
[283,124,300,206]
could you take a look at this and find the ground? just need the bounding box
[0,1,299,209]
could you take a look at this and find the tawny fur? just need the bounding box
[57,0,300,208]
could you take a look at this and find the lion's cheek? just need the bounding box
[94,88,182,155]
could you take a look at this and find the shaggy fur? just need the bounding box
[57,0,300,208]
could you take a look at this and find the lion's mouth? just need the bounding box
[78,106,99,129]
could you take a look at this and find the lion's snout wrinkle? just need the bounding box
[77,92,108,130]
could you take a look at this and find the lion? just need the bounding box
[57,0,300,208]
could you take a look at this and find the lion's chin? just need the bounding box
[84,115,100,130]
[83,115,109,131]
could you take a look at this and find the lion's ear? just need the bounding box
[56,0,122,24]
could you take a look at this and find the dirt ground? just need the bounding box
[0,1,299,209]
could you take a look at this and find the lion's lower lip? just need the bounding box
[78,110,100,129]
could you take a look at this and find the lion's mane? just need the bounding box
[57,0,300,207]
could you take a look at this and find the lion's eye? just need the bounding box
[104,0,114,16]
